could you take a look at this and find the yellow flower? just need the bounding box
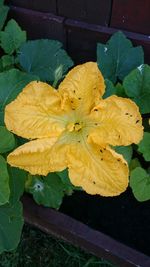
[5,62,143,196]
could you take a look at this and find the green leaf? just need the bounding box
[0,0,4,5]
[57,169,82,194]
[97,31,144,83]
[0,59,2,72]
[0,155,10,206]
[130,167,150,202]
[57,169,74,195]
[0,158,24,253]
[129,158,141,172]
[103,79,116,98]
[115,82,127,97]
[27,174,65,209]
[18,39,74,82]
[0,201,24,253]
[0,68,38,125]
[9,167,26,204]
[0,5,9,31]
[0,126,15,153]
[123,64,150,114]
[113,145,133,164]
[0,55,14,70]
[138,132,150,161]
[0,19,26,55]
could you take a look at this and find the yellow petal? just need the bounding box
[5,81,66,139]
[7,137,68,175]
[7,128,85,176]
[58,62,105,114]
[88,95,143,146]
[68,143,129,196]
[7,125,129,196]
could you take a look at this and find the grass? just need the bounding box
[0,224,116,267]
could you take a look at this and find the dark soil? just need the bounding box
[0,224,114,267]
[60,187,150,256]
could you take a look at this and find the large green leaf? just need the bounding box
[0,126,15,153]
[113,145,133,164]
[123,64,150,114]
[97,31,144,83]
[9,167,26,204]
[130,167,150,202]
[115,82,127,97]
[0,55,14,71]
[18,39,74,82]
[57,168,82,194]
[0,68,38,125]
[0,201,24,253]
[0,0,4,5]
[0,4,9,31]
[0,155,10,206]
[27,173,65,209]
[103,79,116,98]
[0,165,25,253]
[138,132,150,161]
[129,158,141,172]
[0,19,26,55]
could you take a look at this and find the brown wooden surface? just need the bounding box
[7,0,150,37]
[8,6,66,44]
[66,19,150,64]
[22,194,150,267]
[57,0,112,26]
[111,0,150,35]
[7,0,57,13]
[8,5,150,64]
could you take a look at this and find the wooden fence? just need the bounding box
[7,0,150,63]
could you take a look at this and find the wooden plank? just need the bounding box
[65,19,150,64]
[6,0,57,13]
[8,6,66,44]
[111,0,150,35]
[57,0,112,26]
[22,194,150,267]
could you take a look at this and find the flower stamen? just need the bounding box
[67,122,83,132]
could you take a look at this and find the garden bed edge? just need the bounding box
[22,194,150,267]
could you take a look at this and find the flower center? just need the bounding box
[67,122,83,132]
